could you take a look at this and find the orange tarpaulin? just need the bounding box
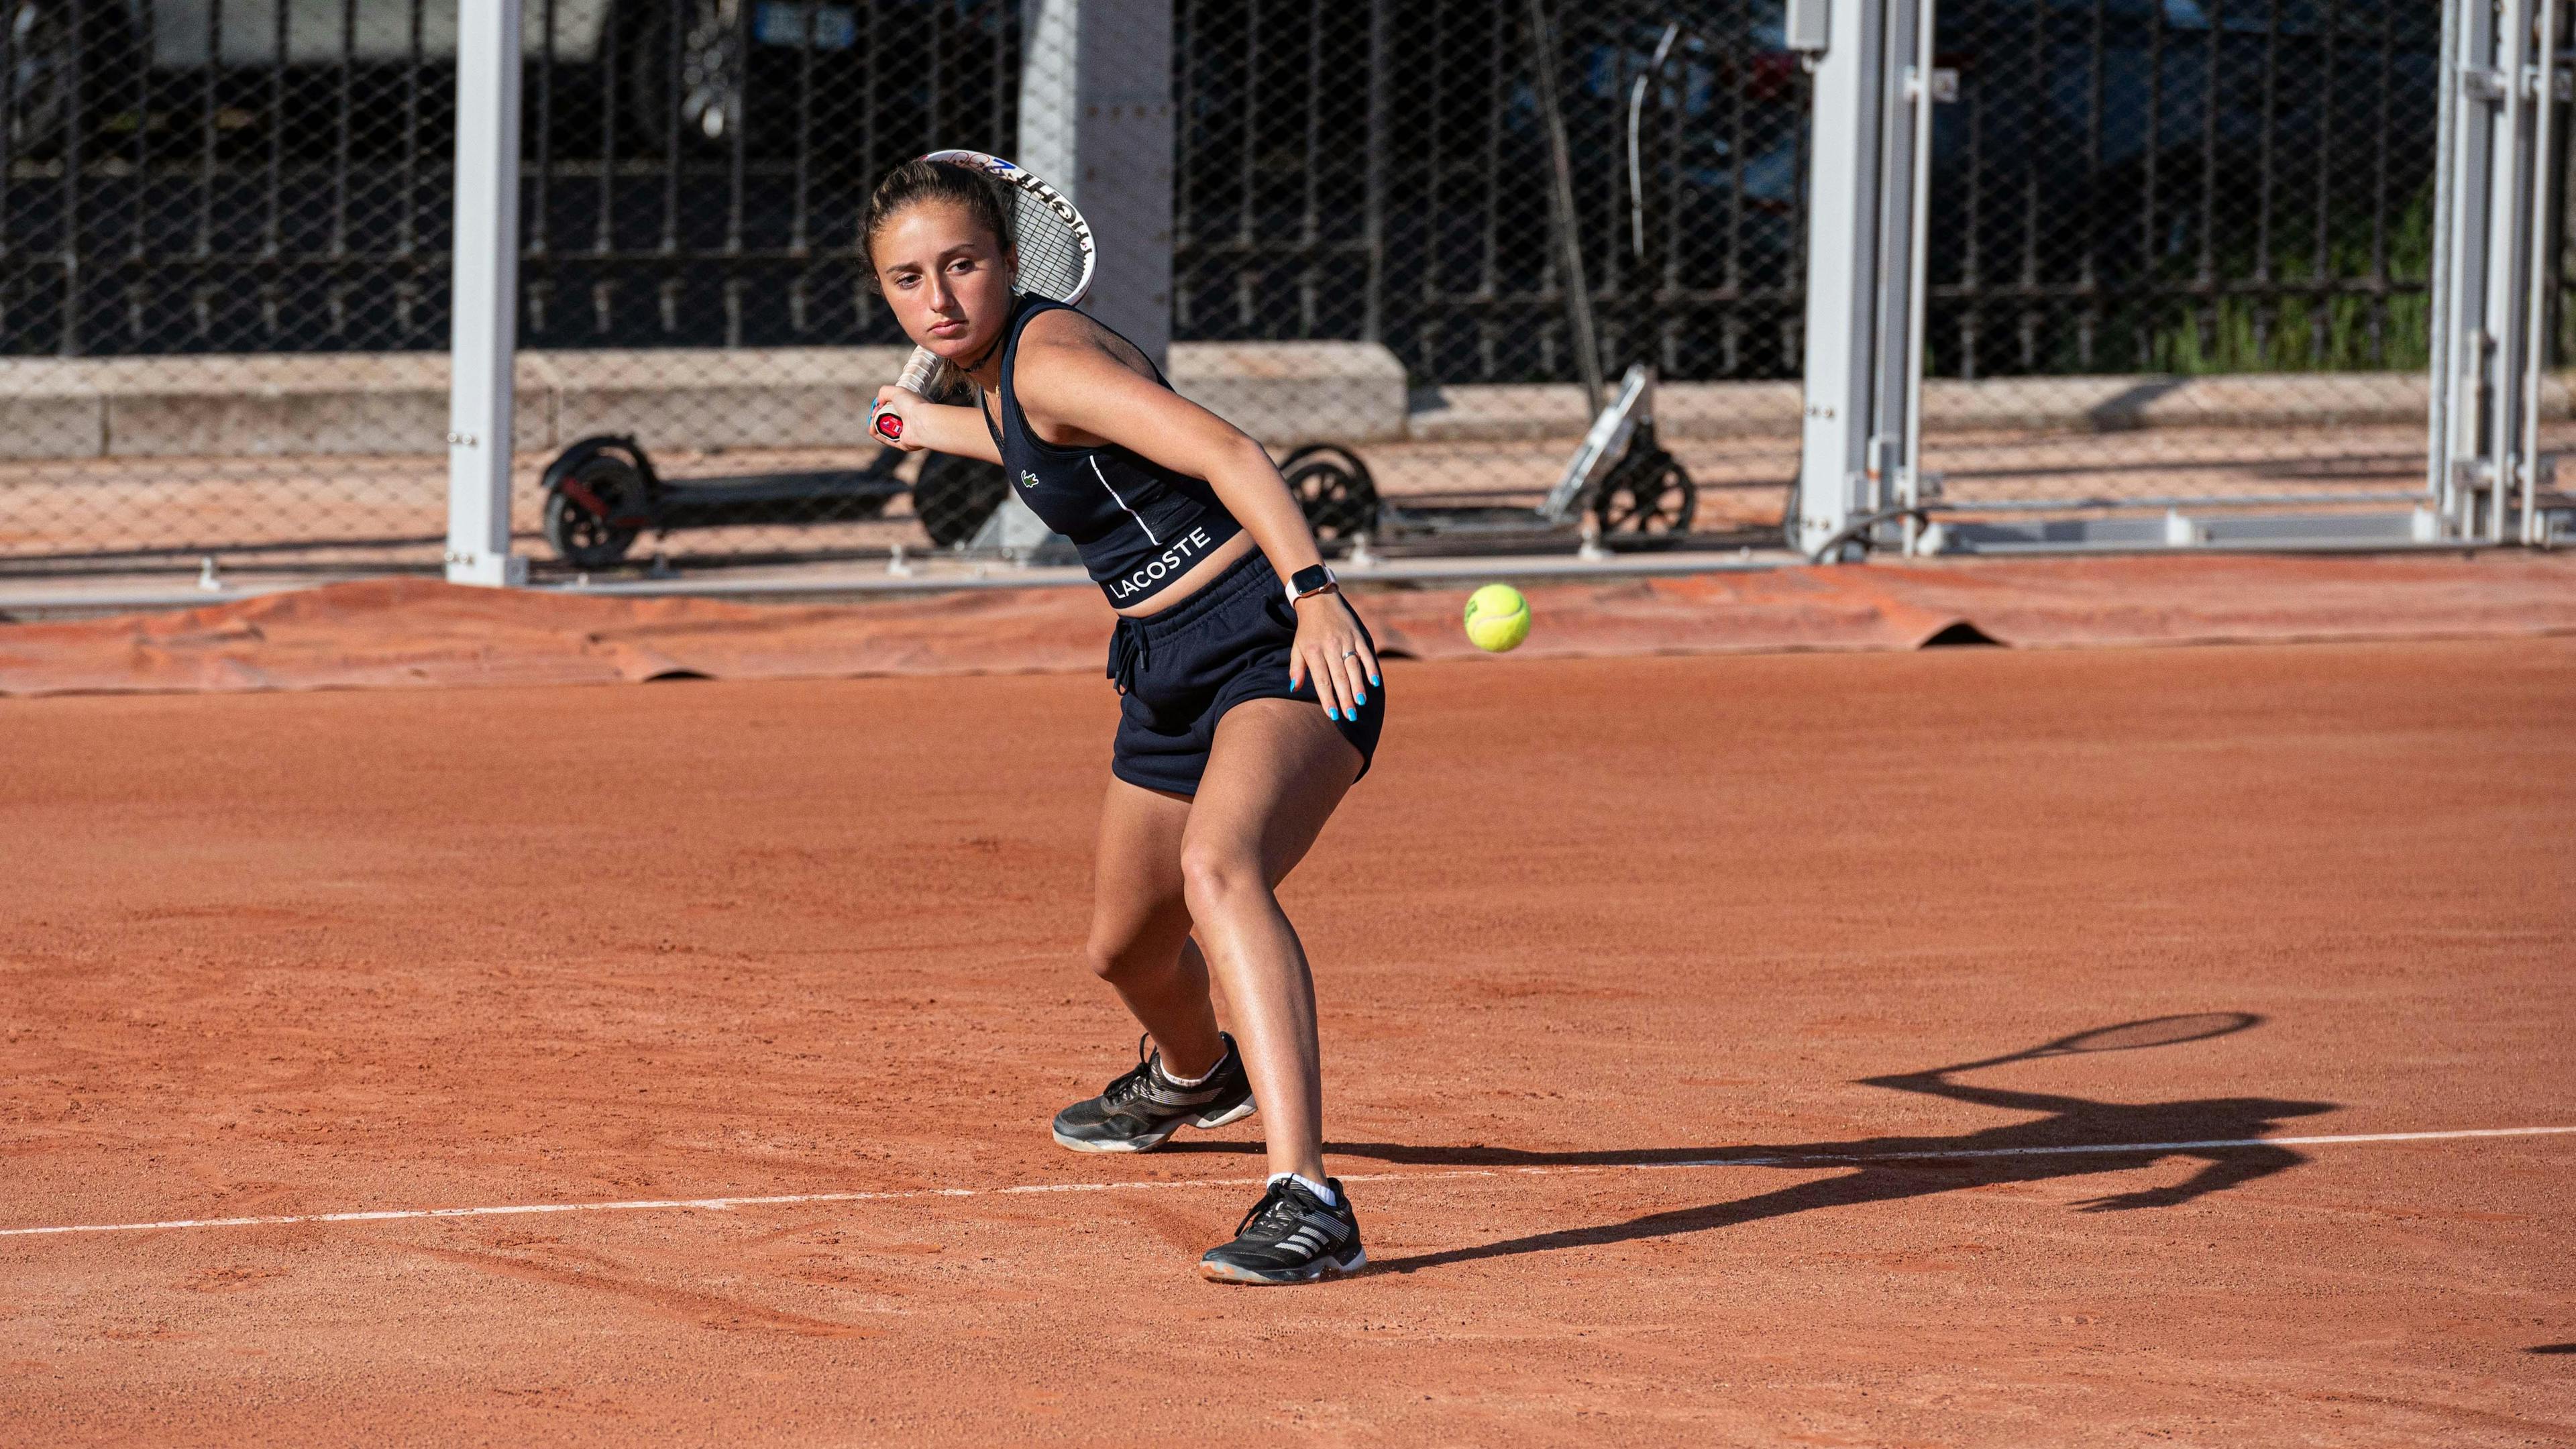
[3,552,2571,698]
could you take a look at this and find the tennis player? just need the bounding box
[863,158,1382,1284]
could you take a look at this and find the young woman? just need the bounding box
[863,159,1384,1285]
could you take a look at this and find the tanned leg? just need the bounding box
[1087,776,1224,1079]
[1175,698,1362,1183]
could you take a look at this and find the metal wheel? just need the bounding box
[1593,447,1696,536]
[914,453,1010,549]
[1281,449,1381,549]
[1279,443,1377,488]
[543,449,651,568]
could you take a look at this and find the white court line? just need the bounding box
[4,1124,2570,1242]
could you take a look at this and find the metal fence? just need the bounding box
[1907,0,2493,554]
[9,0,1801,367]
[0,1,1032,576]
[0,1,474,576]
[1173,0,1811,385]
[0,0,2545,580]
[1926,0,2445,383]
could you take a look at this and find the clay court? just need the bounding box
[3,566,2573,1445]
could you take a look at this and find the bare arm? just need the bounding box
[869,390,1004,467]
[1859,1068,2094,1118]
[1012,316,1380,718]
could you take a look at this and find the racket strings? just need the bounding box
[1008,194,1089,303]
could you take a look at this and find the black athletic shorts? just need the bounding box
[1105,550,1385,796]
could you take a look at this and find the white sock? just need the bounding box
[1155,1040,1226,1088]
[1268,1171,1336,1208]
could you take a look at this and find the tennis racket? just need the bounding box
[871,150,1096,442]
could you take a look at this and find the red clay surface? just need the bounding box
[6,551,2575,696]
[3,639,2573,1444]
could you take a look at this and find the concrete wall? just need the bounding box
[0,347,2530,461]
[1405,373,2567,441]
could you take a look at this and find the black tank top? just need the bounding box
[978,297,1244,607]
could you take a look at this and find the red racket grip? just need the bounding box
[878,350,939,442]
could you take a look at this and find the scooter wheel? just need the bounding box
[914,453,1010,549]
[1283,452,1381,550]
[543,449,650,568]
[1278,443,1378,495]
[1593,448,1696,537]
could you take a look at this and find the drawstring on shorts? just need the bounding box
[1108,618,1146,696]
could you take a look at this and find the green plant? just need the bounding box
[2146,190,2432,376]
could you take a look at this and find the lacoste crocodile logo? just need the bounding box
[1020,470,1041,490]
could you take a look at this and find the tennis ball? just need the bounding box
[1463,583,1531,653]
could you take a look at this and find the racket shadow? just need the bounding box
[1173,1014,2337,1276]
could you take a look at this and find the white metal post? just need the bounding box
[2481,0,2535,543]
[1892,0,1938,556]
[445,0,527,587]
[1796,0,1945,561]
[2432,0,2502,539]
[1018,0,1175,368]
[1792,0,1891,559]
[2430,0,2565,547]
[2522,0,2565,544]
[2428,0,2469,515]
[982,0,1173,557]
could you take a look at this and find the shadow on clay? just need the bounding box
[1171,1013,2337,1275]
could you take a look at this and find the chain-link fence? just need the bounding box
[0,1,1030,577]
[0,1,2550,579]
[519,0,1807,574]
[1169,0,1810,549]
[1910,1,2538,550]
[504,0,1026,572]
[0,0,467,575]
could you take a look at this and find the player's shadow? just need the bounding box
[1174,1013,2334,1274]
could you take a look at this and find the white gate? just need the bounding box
[1794,0,2572,562]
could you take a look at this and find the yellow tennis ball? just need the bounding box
[1463,583,1531,653]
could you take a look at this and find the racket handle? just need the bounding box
[873,347,943,441]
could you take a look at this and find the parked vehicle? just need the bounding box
[19,1,961,157]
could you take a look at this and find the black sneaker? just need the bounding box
[1051,1033,1256,1154]
[1198,1176,1365,1285]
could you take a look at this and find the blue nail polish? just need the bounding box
[1370,674,1381,686]
[1355,692,1366,706]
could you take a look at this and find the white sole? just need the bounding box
[1193,1099,1258,1129]
[1051,1095,1256,1155]
[1051,1124,1174,1154]
[1198,1246,1366,1285]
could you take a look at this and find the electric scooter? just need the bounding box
[539,434,1006,570]
[1273,363,1697,558]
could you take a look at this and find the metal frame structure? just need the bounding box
[1790,0,1934,561]
[1794,0,2568,563]
[2430,0,2571,547]
[447,0,529,588]
[435,0,2575,587]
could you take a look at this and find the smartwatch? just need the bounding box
[1286,564,1338,604]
